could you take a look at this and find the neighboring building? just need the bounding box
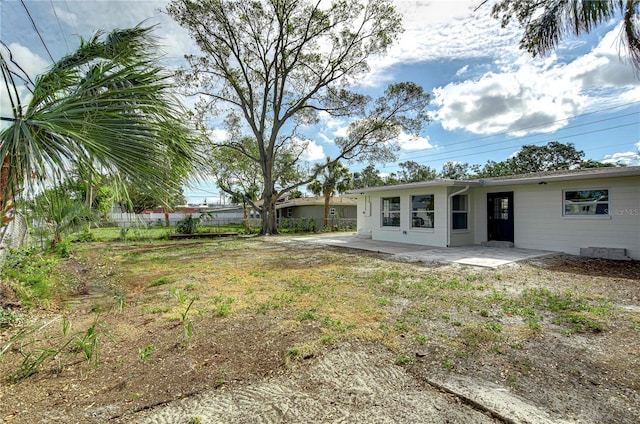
[276,196,357,226]
[347,166,640,260]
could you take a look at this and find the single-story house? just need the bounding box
[346,166,640,260]
[276,196,357,225]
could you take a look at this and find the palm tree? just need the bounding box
[308,159,352,228]
[0,25,201,230]
[30,185,94,246]
[490,0,640,70]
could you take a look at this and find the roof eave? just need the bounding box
[345,179,480,196]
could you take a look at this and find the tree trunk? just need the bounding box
[86,168,93,208]
[0,156,14,226]
[164,211,170,227]
[260,190,279,235]
[323,190,331,228]
[260,152,279,235]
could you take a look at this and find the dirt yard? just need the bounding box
[1,236,639,423]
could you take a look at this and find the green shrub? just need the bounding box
[77,226,95,242]
[56,240,72,258]
[1,248,58,306]
[176,215,200,234]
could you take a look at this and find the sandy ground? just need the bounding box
[1,237,639,424]
[129,340,568,424]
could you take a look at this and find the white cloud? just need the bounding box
[3,43,50,81]
[0,44,46,129]
[432,20,640,137]
[567,23,639,89]
[359,1,522,87]
[603,142,640,166]
[456,65,469,77]
[290,137,326,162]
[300,140,326,161]
[397,132,432,151]
[317,111,350,141]
[52,5,79,28]
[433,66,585,135]
[207,128,229,143]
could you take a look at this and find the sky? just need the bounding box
[1,0,639,205]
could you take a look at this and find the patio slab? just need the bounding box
[286,234,554,268]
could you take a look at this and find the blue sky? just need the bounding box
[1,0,639,205]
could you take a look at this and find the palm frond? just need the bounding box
[1,25,201,218]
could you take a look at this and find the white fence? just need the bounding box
[0,212,29,261]
[107,212,245,228]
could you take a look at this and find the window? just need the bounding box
[451,194,468,230]
[564,189,609,216]
[287,208,293,218]
[381,197,401,227]
[329,207,336,216]
[411,195,434,228]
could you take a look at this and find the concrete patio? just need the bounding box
[283,233,555,268]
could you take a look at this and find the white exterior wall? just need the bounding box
[448,186,475,247]
[473,176,640,259]
[356,195,374,238]
[354,187,451,247]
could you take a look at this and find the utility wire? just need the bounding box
[50,0,70,53]
[21,0,55,63]
[404,100,640,155]
[385,121,639,169]
[399,112,640,162]
[63,0,80,38]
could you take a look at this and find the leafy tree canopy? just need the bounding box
[439,161,472,180]
[168,0,431,234]
[398,161,437,183]
[351,142,618,186]
[308,159,352,227]
[474,141,585,177]
[350,165,385,189]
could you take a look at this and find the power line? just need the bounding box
[20,0,55,63]
[405,100,640,156]
[50,0,70,53]
[399,112,639,163]
[63,0,80,37]
[386,121,640,169]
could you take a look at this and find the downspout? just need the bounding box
[447,185,469,247]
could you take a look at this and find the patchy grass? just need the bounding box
[1,238,638,424]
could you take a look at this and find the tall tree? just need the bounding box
[507,141,584,173]
[0,26,201,230]
[439,162,471,180]
[398,160,437,182]
[351,165,384,189]
[473,141,586,177]
[308,159,352,227]
[490,0,640,70]
[168,0,430,235]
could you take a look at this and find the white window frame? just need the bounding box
[451,194,468,230]
[381,197,401,227]
[329,207,336,216]
[411,194,434,229]
[563,188,610,217]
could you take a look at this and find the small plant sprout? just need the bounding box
[395,355,413,365]
[62,315,72,336]
[139,344,156,362]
